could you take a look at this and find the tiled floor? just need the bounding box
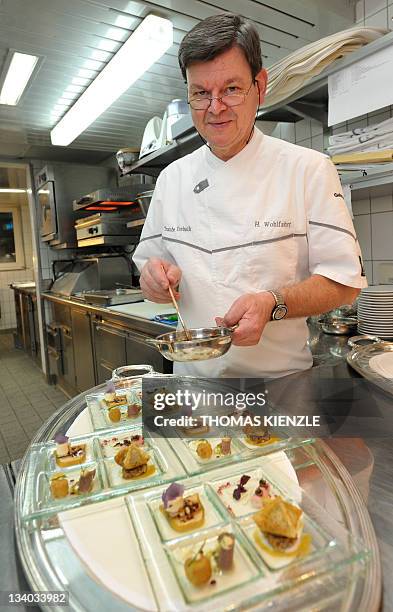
[0,333,67,464]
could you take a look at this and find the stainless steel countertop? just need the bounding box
[41,291,172,336]
[295,320,392,611]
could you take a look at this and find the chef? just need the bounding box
[133,13,366,378]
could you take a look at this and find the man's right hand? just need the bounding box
[139,258,182,303]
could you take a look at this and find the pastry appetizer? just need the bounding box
[114,443,154,480]
[192,437,232,461]
[185,547,212,586]
[103,381,127,409]
[243,424,271,446]
[161,483,205,533]
[50,467,96,499]
[50,473,69,499]
[101,433,144,457]
[54,434,86,467]
[184,533,235,588]
[108,407,121,423]
[196,440,213,460]
[253,496,311,558]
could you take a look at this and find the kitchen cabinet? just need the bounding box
[49,302,77,396]
[11,286,40,364]
[59,324,76,397]
[43,295,173,393]
[32,293,41,366]
[21,294,32,356]
[71,308,95,392]
[93,319,127,384]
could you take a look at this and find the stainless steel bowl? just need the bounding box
[319,316,358,335]
[111,364,155,385]
[145,326,237,362]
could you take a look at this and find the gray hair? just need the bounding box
[178,13,262,82]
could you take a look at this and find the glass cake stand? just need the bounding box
[14,382,381,612]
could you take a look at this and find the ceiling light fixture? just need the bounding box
[0,51,39,105]
[51,14,173,146]
[0,188,27,193]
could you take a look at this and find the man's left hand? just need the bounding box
[216,292,276,346]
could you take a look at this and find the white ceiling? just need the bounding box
[0,0,355,163]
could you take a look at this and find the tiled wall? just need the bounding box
[272,0,393,286]
[275,106,393,286]
[0,196,34,330]
[355,0,393,29]
[353,0,393,283]
[269,0,393,287]
[352,192,393,284]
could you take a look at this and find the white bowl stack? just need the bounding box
[358,285,393,339]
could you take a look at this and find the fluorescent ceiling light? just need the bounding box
[0,188,27,193]
[51,14,173,146]
[72,76,90,86]
[0,51,39,105]
[66,84,83,94]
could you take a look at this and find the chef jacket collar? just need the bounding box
[204,126,264,170]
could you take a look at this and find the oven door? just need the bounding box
[38,181,57,240]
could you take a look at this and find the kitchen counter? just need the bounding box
[42,292,174,336]
[10,283,36,296]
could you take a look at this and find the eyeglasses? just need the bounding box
[188,81,255,111]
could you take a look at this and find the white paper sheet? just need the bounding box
[328,42,393,126]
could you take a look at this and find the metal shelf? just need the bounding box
[122,30,393,178]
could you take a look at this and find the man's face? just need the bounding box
[186,46,267,160]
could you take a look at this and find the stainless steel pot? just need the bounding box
[145,326,237,362]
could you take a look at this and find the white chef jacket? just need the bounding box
[133,128,367,378]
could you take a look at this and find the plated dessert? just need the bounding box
[49,467,97,500]
[168,526,260,603]
[241,425,280,449]
[251,496,312,568]
[161,482,205,533]
[53,434,87,467]
[184,532,235,586]
[187,436,234,463]
[114,443,155,480]
[100,431,145,458]
[213,471,276,517]
[102,381,141,423]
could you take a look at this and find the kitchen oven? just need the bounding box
[35,164,116,247]
[36,167,56,241]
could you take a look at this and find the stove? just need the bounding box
[75,288,143,306]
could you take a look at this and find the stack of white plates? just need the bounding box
[358,285,393,339]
